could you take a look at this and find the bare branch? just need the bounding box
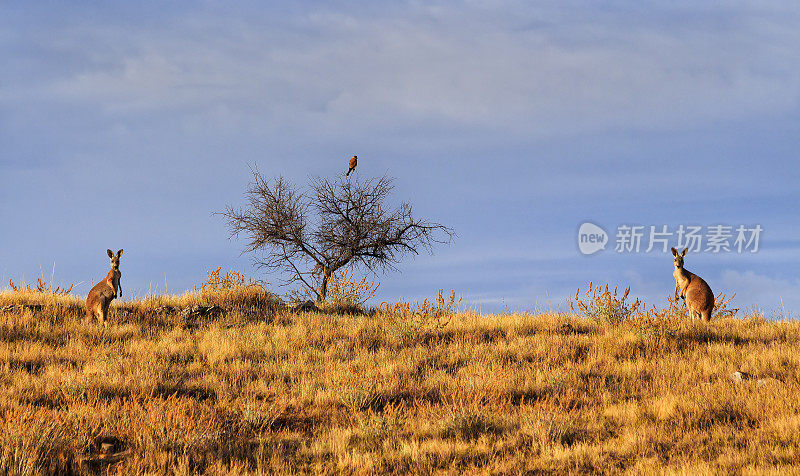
[220,169,453,300]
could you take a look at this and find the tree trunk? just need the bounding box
[319,269,333,302]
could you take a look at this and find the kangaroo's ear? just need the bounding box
[107,249,114,258]
[681,248,688,257]
[671,247,678,256]
[117,249,124,258]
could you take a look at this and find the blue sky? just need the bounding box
[2,1,799,316]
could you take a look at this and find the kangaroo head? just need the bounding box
[671,247,687,269]
[107,249,123,270]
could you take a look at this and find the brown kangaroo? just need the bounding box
[671,247,714,321]
[85,249,123,326]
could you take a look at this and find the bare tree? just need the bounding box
[220,168,454,301]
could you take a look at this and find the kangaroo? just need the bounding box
[671,247,714,321]
[85,249,123,326]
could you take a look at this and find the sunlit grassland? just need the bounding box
[1,284,799,474]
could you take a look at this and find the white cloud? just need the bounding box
[23,2,800,138]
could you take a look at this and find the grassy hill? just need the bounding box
[1,279,799,474]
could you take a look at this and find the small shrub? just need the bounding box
[381,289,460,345]
[323,270,380,314]
[712,292,739,319]
[9,278,74,296]
[287,270,379,315]
[571,283,641,323]
[198,267,283,319]
[200,267,249,292]
[634,316,678,350]
[628,301,681,349]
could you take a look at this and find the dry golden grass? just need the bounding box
[1,282,799,474]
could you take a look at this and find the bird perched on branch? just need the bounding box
[346,155,357,176]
